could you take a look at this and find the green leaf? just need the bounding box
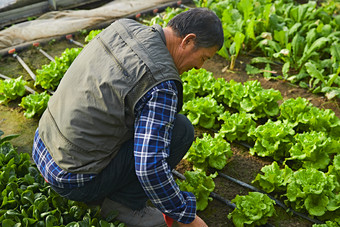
[45,214,58,227]
[252,162,293,193]
[250,57,275,65]
[282,62,290,79]
[246,64,262,75]
[84,30,102,43]
[298,37,329,67]
[35,48,82,90]
[291,34,305,63]
[305,194,329,216]
[2,219,16,227]
[305,62,325,83]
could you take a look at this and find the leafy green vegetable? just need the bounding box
[228,192,276,227]
[201,0,340,99]
[240,80,282,119]
[176,170,217,211]
[0,76,27,104]
[248,119,295,160]
[0,130,125,226]
[285,168,340,217]
[145,7,187,27]
[19,91,50,119]
[85,29,103,43]
[181,96,224,129]
[229,31,245,70]
[285,131,339,170]
[252,161,293,193]
[185,133,232,171]
[35,48,82,90]
[0,130,19,144]
[313,220,340,227]
[279,97,340,138]
[181,68,216,102]
[217,111,256,143]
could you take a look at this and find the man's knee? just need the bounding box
[168,114,195,169]
[173,114,195,145]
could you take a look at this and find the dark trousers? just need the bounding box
[51,114,194,210]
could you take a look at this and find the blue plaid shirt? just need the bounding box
[32,80,196,223]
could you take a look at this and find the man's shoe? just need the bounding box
[100,198,166,227]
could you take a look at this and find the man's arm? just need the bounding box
[134,80,196,224]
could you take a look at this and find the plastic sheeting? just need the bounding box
[0,0,42,12]
[0,0,179,50]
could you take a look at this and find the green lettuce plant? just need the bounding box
[279,97,340,138]
[217,111,256,143]
[19,91,50,119]
[185,133,232,171]
[285,131,339,170]
[252,161,293,193]
[228,192,276,227]
[35,48,82,90]
[181,96,224,129]
[248,119,295,160]
[220,80,282,119]
[84,29,103,43]
[0,76,26,104]
[176,170,217,211]
[180,68,216,102]
[285,168,340,217]
[313,220,340,227]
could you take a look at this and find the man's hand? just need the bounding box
[176,215,208,227]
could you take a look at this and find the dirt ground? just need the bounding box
[0,31,339,227]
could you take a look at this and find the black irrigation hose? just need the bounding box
[172,169,275,227]
[233,140,253,149]
[217,172,324,225]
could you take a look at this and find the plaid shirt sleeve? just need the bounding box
[134,80,196,224]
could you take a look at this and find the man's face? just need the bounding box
[178,45,218,74]
[174,34,219,74]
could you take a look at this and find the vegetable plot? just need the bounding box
[194,0,340,99]
[0,130,125,226]
[178,67,340,225]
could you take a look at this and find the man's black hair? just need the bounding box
[167,7,224,50]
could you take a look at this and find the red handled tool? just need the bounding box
[163,214,174,227]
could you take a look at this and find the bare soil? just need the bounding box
[1,32,339,227]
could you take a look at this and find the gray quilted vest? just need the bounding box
[39,19,183,174]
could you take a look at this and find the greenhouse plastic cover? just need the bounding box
[0,0,178,50]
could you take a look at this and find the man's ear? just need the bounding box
[180,33,196,49]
